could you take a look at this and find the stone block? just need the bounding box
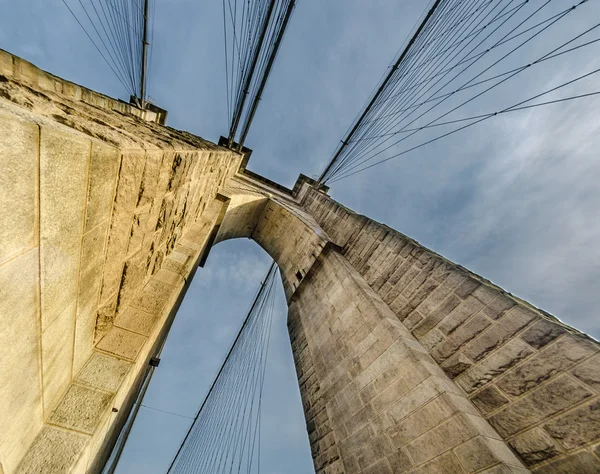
[454,435,523,471]
[420,328,444,352]
[0,112,38,265]
[95,291,117,343]
[100,151,145,301]
[137,150,164,208]
[76,352,132,393]
[489,375,592,438]
[77,221,108,314]
[153,268,185,288]
[117,249,149,309]
[114,305,159,336]
[42,302,76,414]
[386,447,413,472]
[14,427,88,474]
[355,433,393,469]
[96,327,147,361]
[454,279,481,299]
[519,318,566,350]
[470,386,509,415]
[0,250,40,446]
[457,339,535,393]
[531,450,600,474]
[127,205,151,255]
[413,451,466,473]
[424,392,481,424]
[508,428,562,466]
[543,398,600,450]
[413,294,462,338]
[438,296,485,335]
[482,295,517,320]
[84,142,120,232]
[572,353,600,392]
[472,285,501,305]
[0,49,14,76]
[73,305,97,376]
[130,275,177,316]
[406,413,483,464]
[49,384,113,434]
[0,400,43,474]
[463,306,536,362]
[496,335,598,397]
[386,405,435,448]
[432,314,492,363]
[441,352,474,378]
[40,126,90,329]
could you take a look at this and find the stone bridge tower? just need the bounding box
[1,50,599,474]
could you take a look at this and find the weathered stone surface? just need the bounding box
[519,318,566,349]
[432,314,492,362]
[470,386,509,415]
[496,335,598,397]
[413,294,461,338]
[438,296,484,335]
[457,339,535,393]
[100,150,145,302]
[489,375,593,438]
[76,352,131,393]
[48,384,113,434]
[572,353,600,392]
[95,291,118,343]
[77,221,108,313]
[73,305,97,376]
[0,250,40,451]
[114,305,159,336]
[543,399,600,450]
[463,306,537,362]
[0,112,38,265]
[14,427,88,474]
[84,142,119,232]
[129,277,177,315]
[40,127,89,329]
[441,352,474,378]
[454,435,522,471]
[531,451,600,474]
[508,428,562,466]
[482,295,517,320]
[41,302,76,414]
[96,327,147,361]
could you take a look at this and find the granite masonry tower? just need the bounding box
[1,50,599,474]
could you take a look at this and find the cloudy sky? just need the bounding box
[2,0,599,472]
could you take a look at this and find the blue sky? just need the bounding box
[2,0,599,472]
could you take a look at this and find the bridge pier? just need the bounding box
[1,50,599,473]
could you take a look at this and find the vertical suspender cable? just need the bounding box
[237,0,296,148]
[317,0,445,183]
[140,0,150,107]
[166,261,277,474]
[228,0,278,147]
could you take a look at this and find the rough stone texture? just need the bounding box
[14,428,88,474]
[39,127,90,330]
[48,385,113,435]
[288,248,524,473]
[96,328,147,362]
[303,187,600,472]
[0,250,41,474]
[76,353,132,393]
[0,111,38,266]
